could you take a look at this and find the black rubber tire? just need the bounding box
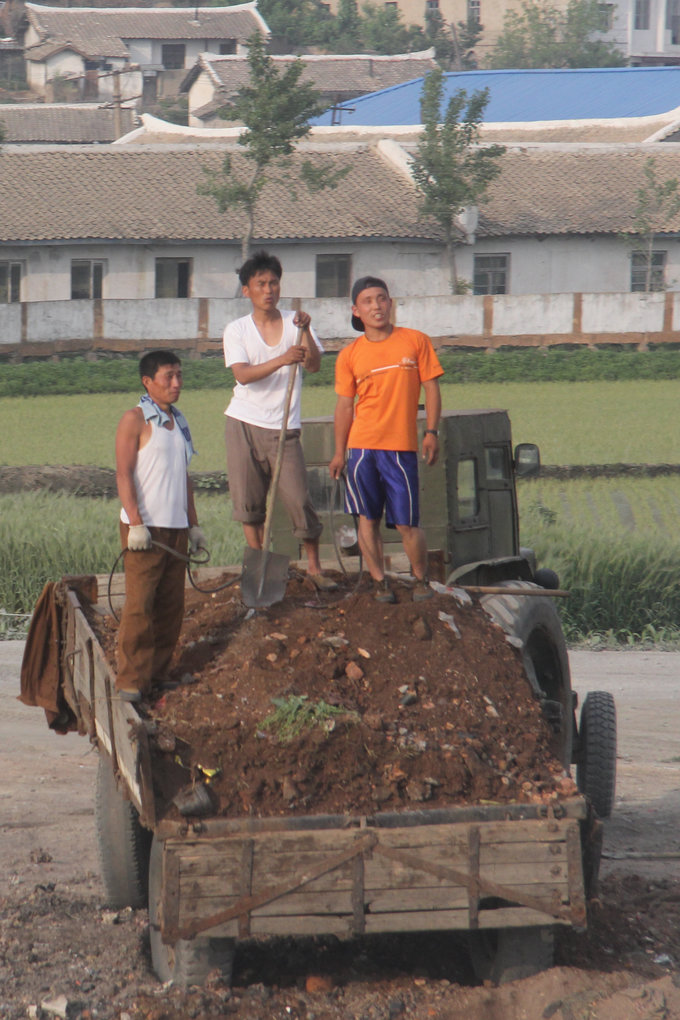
[468,926,555,985]
[481,583,573,767]
[534,567,560,591]
[95,754,152,909]
[576,690,617,819]
[148,835,235,989]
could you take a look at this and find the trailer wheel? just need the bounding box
[95,755,152,909]
[468,926,555,985]
[148,835,235,989]
[480,584,573,767]
[576,691,617,818]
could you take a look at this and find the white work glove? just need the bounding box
[127,524,152,551]
[188,525,208,555]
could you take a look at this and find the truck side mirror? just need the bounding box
[514,443,540,478]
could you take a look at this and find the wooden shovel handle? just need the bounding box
[261,326,304,552]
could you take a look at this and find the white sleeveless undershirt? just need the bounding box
[120,420,188,528]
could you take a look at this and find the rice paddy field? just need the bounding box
[3,360,680,643]
[2,380,680,469]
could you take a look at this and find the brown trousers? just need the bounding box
[116,523,188,693]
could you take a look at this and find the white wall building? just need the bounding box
[602,0,680,65]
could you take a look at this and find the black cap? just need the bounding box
[350,276,389,331]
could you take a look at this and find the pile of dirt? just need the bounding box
[97,571,576,822]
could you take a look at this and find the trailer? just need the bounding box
[47,574,605,989]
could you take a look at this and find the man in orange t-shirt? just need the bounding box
[329,277,443,603]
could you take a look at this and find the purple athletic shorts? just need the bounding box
[344,449,420,528]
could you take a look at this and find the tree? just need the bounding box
[410,67,505,292]
[332,0,362,51]
[198,33,348,262]
[451,17,483,69]
[256,0,336,49]
[620,157,680,293]
[361,3,425,55]
[423,9,456,69]
[488,0,626,69]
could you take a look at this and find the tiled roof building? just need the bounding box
[0,102,136,142]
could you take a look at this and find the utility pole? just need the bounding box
[112,69,122,138]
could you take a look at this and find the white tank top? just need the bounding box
[120,420,188,528]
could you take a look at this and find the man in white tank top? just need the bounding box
[223,250,336,591]
[115,350,205,702]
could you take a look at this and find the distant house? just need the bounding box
[22,2,269,104]
[181,49,438,129]
[0,102,137,142]
[0,140,443,304]
[602,0,680,66]
[3,136,680,306]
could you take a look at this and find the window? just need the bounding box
[631,250,666,292]
[467,0,481,23]
[473,254,508,295]
[315,254,351,298]
[667,0,680,43]
[634,0,650,30]
[155,258,192,298]
[425,0,439,9]
[457,458,479,520]
[0,262,21,303]
[71,260,103,300]
[485,446,510,481]
[161,44,186,70]
[219,41,236,54]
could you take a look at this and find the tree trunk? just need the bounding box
[446,234,458,293]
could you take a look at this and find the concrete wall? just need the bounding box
[3,290,680,357]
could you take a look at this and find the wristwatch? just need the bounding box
[424,428,439,437]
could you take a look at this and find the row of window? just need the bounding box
[0,252,670,303]
[635,0,680,36]
[472,252,669,294]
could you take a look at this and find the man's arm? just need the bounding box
[115,408,144,525]
[329,395,355,478]
[231,345,305,385]
[186,475,198,528]
[421,378,442,467]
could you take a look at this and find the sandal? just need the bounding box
[309,573,338,591]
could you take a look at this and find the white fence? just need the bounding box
[1,291,678,357]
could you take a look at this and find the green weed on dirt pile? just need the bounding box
[262,695,358,742]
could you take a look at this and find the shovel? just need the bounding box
[241,328,303,608]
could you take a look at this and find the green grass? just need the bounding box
[4,347,680,398]
[519,476,680,536]
[3,380,680,469]
[0,492,243,628]
[5,350,680,645]
[519,478,680,644]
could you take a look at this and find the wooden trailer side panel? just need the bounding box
[61,585,156,827]
[157,815,586,943]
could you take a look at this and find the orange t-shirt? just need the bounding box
[335,327,444,451]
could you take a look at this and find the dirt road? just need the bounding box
[1,643,679,1020]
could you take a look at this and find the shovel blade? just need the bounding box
[241,547,290,607]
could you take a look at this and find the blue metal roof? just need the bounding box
[312,66,680,127]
